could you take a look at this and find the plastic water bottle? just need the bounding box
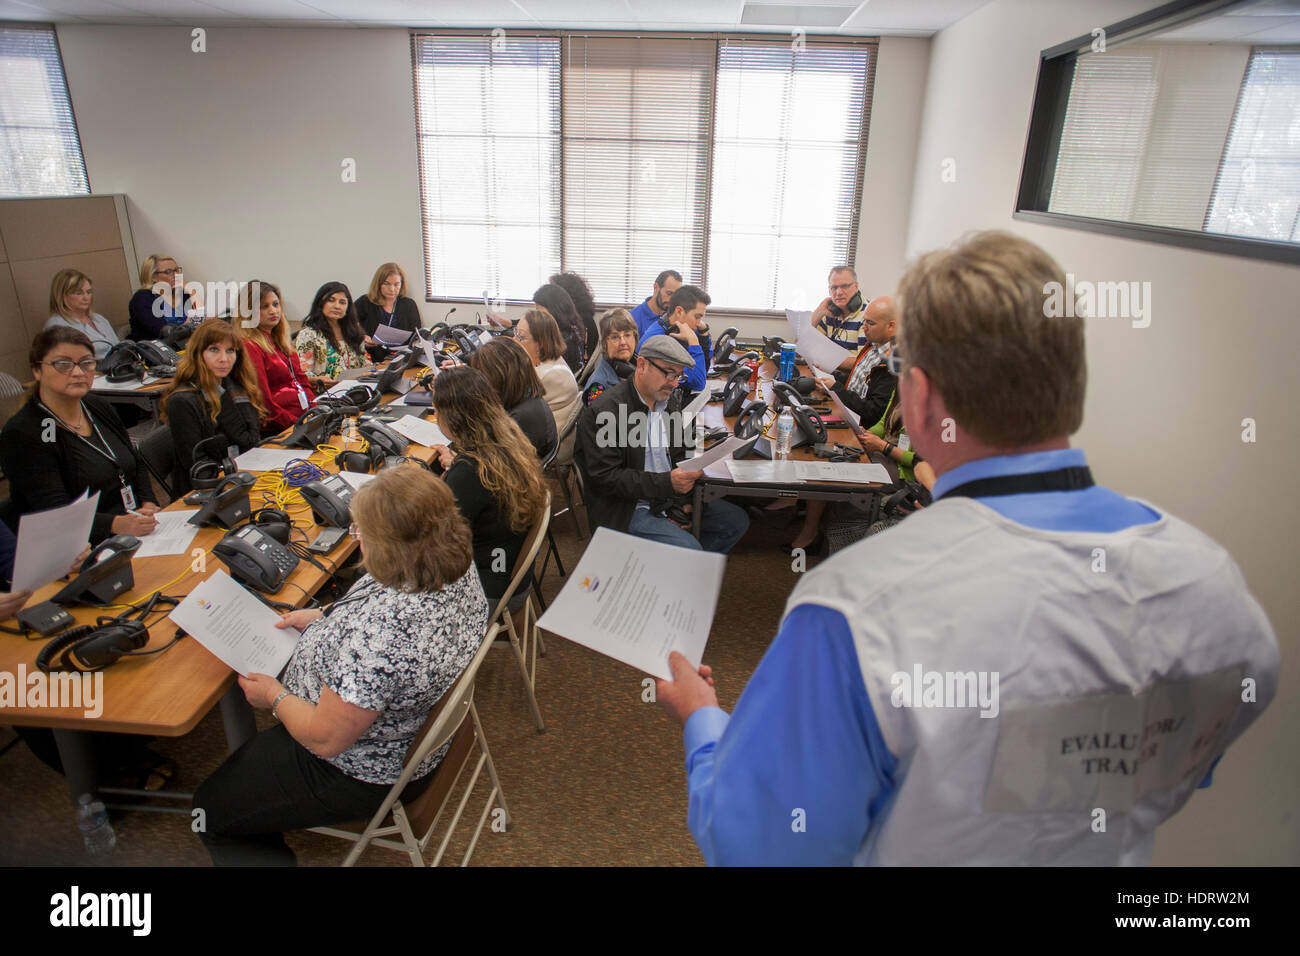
[778,343,797,383]
[776,409,795,459]
[76,793,116,856]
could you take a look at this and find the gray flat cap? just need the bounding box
[638,334,695,368]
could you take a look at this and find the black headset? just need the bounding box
[100,343,148,383]
[36,620,149,673]
[335,445,384,474]
[250,507,293,544]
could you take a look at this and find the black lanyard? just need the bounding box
[940,466,1094,500]
[39,400,123,477]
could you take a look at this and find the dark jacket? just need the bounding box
[165,385,261,493]
[443,457,521,603]
[128,288,194,341]
[575,376,688,535]
[0,395,157,544]
[508,396,556,461]
[833,362,896,427]
[355,295,421,337]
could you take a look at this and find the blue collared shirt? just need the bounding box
[630,299,662,338]
[681,448,1176,866]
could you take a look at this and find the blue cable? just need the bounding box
[283,458,328,488]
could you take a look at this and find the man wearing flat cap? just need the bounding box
[575,335,749,553]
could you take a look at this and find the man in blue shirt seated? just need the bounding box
[655,230,1280,866]
[636,285,712,395]
[629,270,682,339]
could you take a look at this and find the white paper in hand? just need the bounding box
[11,491,99,592]
[536,528,724,681]
[170,570,300,677]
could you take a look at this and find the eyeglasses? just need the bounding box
[829,283,857,293]
[645,358,683,383]
[348,523,362,540]
[607,331,637,343]
[153,267,181,276]
[43,358,98,375]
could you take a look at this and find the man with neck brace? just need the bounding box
[656,231,1279,866]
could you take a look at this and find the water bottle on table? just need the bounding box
[76,793,116,856]
[778,342,797,382]
[776,408,795,460]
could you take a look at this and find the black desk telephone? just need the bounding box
[51,534,141,606]
[299,473,354,528]
[214,524,300,593]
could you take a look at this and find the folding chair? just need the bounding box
[134,424,176,502]
[544,404,586,540]
[488,494,552,732]
[310,622,510,866]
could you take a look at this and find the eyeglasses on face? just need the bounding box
[44,358,98,375]
[645,358,683,383]
[154,267,181,276]
[830,283,856,293]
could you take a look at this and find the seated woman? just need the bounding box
[355,263,420,351]
[235,280,317,435]
[429,367,549,606]
[0,328,159,545]
[193,465,489,866]
[44,269,120,360]
[128,254,200,340]
[160,318,267,494]
[582,308,638,405]
[295,282,370,390]
[467,336,556,460]
[514,309,581,466]
[532,283,586,374]
[549,270,598,360]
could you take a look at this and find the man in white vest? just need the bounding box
[657,231,1279,865]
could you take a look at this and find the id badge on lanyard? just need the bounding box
[296,384,310,409]
[120,478,137,512]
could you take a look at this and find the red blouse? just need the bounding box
[244,337,317,434]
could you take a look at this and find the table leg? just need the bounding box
[691,483,703,540]
[51,727,99,837]
[219,684,257,754]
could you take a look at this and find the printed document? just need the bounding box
[11,491,99,592]
[786,309,853,372]
[135,509,201,558]
[390,415,449,448]
[170,570,301,677]
[374,323,412,347]
[537,528,724,681]
[235,448,306,472]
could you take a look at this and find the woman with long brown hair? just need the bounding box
[430,366,548,604]
[467,336,556,460]
[161,317,267,493]
[234,280,317,434]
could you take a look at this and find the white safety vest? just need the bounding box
[787,497,1279,865]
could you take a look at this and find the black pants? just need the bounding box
[193,723,430,866]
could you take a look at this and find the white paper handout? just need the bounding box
[92,375,159,391]
[235,448,306,472]
[170,570,301,677]
[11,491,99,592]
[374,323,412,347]
[681,386,711,427]
[338,471,378,490]
[793,461,891,484]
[536,527,725,681]
[390,414,449,448]
[135,509,201,558]
[725,459,805,484]
[678,435,756,471]
[786,308,853,373]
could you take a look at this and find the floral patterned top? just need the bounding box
[281,567,489,784]
[295,325,369,380]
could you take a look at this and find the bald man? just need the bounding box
[816,295,898,424]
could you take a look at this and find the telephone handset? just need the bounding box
[735,401,768,440]
[826,291,864,319]
[789,403,829,449]
[284,405,334,449]
[134,340,180,375]
[189,470,256,528]
[710,327,739,370]
[721,365,752,417]
[50,534,142,606]
[357,418,410,457]
[213,524,301,593]
[299,473,355,528]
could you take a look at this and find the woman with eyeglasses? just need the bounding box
[128,254,201,341]
[160,318,268,494]
[582,308,638,406]
[43,269,120,360]
[0,328,158,544]
[428,367,549,605]
[193,465,488,866]
[514,308,580,466]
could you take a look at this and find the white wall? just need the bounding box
[56,25,927,342]
[909,0,1299,864]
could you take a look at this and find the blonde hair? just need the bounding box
[233,280,293,354]
[366,262,407,303]
[350,465,473,592]
[161,318,266,425]
[48,269,93,321]
[896,231,1086,447]
[138,254,179,289]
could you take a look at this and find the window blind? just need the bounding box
[707,38,874,311]
[561,36,714,305]
[412,34,561,301]
[1206,49,1300,243]
[0,24,88,198]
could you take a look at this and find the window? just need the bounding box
[413,32,876,310]
[412,35,561,302]
[1016,0,1300,265]
[1206,50,1300,242]
[0,23,88,198]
